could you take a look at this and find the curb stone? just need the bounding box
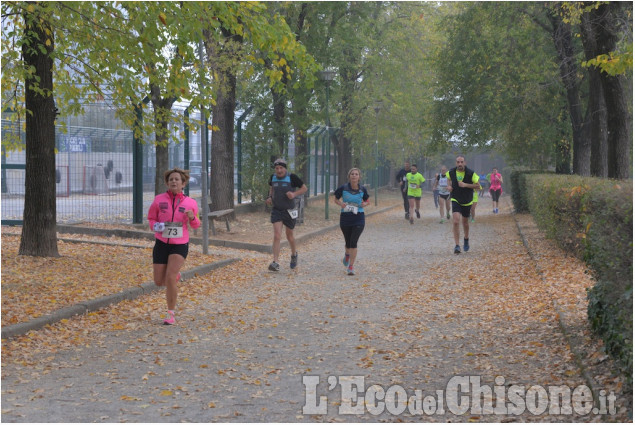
[1,258,239,340]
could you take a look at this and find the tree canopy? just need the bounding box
[1,1,632,256]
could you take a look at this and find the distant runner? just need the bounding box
[395,161,411,220]
[266,158,308,272]
[447,156,480,254]
[433,165,451,223]
[406,164,425,225]
[489,167,503,214]
[333,168,371,276]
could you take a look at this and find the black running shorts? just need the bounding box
[153,239,189,264]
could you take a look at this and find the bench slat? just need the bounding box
[207,208,234,217]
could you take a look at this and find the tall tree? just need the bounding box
[18,2,58,257]
[580,5,608,177]
[203,2,316,213]
[548,4,591,175]
[431,3,569,171]
[206,25,243,213]
[588,2,631,179]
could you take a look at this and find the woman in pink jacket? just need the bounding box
[147,168,201,325]
[489,167,503,214]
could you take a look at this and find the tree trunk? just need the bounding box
[209,78,236,213]
[601,74,630,179]
[150,83,177,195]
[549,9,590,176]
[592,3,631,179]
[271,88,286,157]
[580,7,608,177]
[336,133,353,186]
[337,66,356,184]
[205,28,242,215]
[293,122,309,183]
[19,6,59,257]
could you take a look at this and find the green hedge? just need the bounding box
[510,170,553,213]
[512,171,633,385]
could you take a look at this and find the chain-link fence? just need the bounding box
[2,102,391,225]
[1,102,206,224]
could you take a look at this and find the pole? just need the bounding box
[184,107,190,197]
[314,128,322,196]
[325,82,330,220]
[307,125,321,199]
[325,130,330,220]
[198,40,209,254]
[374,115,379,206]
[132,97,149,223]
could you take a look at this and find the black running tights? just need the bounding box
[340,224,365,249]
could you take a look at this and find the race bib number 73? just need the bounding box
[162,222,183,238]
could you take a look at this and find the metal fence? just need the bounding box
[1,102,391,225]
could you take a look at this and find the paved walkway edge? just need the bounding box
[1,258,239,340]
[510,204,600,408]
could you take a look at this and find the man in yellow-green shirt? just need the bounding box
[447,155,480,254]
[406,164,425,225]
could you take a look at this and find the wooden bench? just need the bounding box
[207,208,234,236]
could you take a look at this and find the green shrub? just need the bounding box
[522,174,632,386]
[510,170,553,213]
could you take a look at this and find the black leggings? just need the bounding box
[340,225,365,249]
[401,188,409,212]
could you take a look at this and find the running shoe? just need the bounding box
[495,208,499,214]
[347,266,355,275]
[268,261,280,272]
[470,218,475,223]
[416,210,421,219]
[493,209,496,213]
[163,310,176,325]
[409,217,414,225]
[463,238,470,252]
[454,245,461,254]
[176,272,181,283]
[405,212,409,220]
[290,253,298,269]
[440,218,445,224]
[343,255,350,267]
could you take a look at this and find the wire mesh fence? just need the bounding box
[2,102,392,225]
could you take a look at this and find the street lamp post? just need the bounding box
[319,69,336,220]
[373,101,382,206]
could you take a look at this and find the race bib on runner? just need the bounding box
[409,183,418,189]
[344,204,359,214]
[287,209,299,219]
[162,222,183,238]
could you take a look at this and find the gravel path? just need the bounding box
[1,197,629,422]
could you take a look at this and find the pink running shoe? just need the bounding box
[163,310,176,325]
[177,272,181,283]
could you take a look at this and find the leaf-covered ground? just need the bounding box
[1,193,631,421]
[1,234,228,325]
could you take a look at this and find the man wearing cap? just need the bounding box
[265,158,308,271]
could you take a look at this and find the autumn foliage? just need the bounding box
[511,170,633,385]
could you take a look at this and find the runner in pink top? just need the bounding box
[488,167,503,214]
[148,168,201,325]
